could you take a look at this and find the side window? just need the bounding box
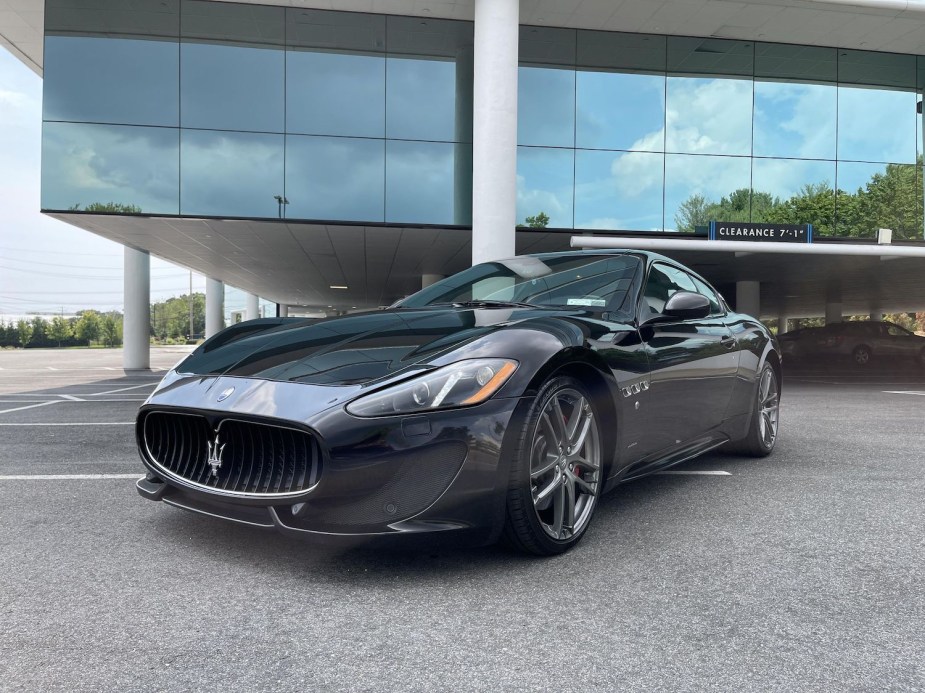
[885,324,910,337]
[688,274,723,315]
[642,264,696,315]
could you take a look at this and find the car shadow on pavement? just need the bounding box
[142,453,742,582]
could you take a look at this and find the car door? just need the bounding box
[635,263,738,458]
[882,323,918,357]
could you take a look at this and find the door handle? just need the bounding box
[720,335,737,349]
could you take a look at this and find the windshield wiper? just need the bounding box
[450,299,536,309]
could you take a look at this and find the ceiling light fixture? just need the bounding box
[330,285,348,290]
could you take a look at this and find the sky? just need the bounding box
[0,48,209,320]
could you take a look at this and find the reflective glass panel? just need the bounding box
[837,86,917,164]
[918,56,925,160]
[286,10,385,137]
[43,36,179,126]
[838,49,915,89]
[386,141,466,225]
[386,57,457,142]
[666,77,753,156]
[755,43,837,82]
[665,154,751,232]
[836,161,919,238]
[575,150,663,231]
[752,158,836,232]
[516,147,574,229]
[42,122,179,214]
[520,26,575,67]
[180,130,284,218]
[46,0,179,36]
[577,31,666,73]
[667,37,753,77]
[518,67,575,147]
[385,16,473,142]
[181,43,284,132]
[180,1,284,133]
[286,136,384,222]
[287,51,385,137]
[754,81,836,160]
[577,71,665,151]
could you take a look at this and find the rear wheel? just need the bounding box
[852,344,872,366]
[503,376,603,556]
[727,363,779,457]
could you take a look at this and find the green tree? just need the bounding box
[29,316,48,347]
[68,202,142,214]
[100,313,122,347]
[76,311,102,345]
[522,212,550,229]
[16,319,32,347]
[674,194,710,233]
[49,316,72,347]
[151,293,205,341]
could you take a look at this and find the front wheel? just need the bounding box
[503,376,603,556]
[727,363,779,457]
[852,345,872,366]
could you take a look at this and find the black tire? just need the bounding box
[726,363,780,458]
[503,376,603,556]
[852,344,872,367]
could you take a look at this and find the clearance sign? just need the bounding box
[709,221,812,243]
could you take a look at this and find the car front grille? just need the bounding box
[141,411,322,496]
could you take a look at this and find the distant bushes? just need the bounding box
[0,311,123,349]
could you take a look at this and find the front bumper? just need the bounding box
[136,396,524,548]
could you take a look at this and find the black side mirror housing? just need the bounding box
[663,291,711,320]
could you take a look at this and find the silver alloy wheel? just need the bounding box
[530,387,601,541]
[757,367,780,449]
[854,346,871,365]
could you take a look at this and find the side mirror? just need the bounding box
[663,291,711,320]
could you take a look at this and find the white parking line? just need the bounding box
[883,390,925,396]
[58,394,85,401]
[89,383,158,396]
[0,401,60,415]
[655,470,731,476]
[0,422,134,426]
[0,474,142,480]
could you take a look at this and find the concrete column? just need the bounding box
[278,304,289,318]
[869,310,882,321]
[454,45,474,227]
[245,293,259,321]
[123,247,150,370]
[206,278,225,338]
[736,281,760,318]
[471,0,518,265]
[825,302,843,325]
[422,274,445,289]
[777,312,789,335]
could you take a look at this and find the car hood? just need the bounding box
[173,307,571,388]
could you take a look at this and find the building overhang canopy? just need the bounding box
[572,234,925,317]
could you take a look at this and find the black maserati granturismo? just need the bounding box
[136,250,781,555]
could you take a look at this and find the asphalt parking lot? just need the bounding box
[1,348,923,692]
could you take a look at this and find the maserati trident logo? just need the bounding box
[206,434,226,478]
[217,386,235,402]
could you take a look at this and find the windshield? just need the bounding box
[398,254,642,315]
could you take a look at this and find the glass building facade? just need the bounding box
[42,0,925,240]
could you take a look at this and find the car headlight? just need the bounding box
[346,359,518,417]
